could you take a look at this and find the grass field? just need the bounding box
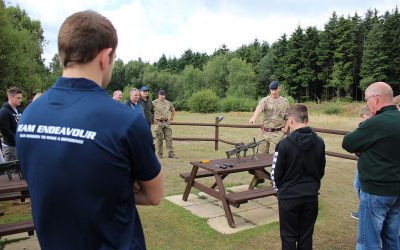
[0,105,364,249]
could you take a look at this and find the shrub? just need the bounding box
[172,98,189,111]
[219,96,257,112]
[323,104,344,115]
[187,89,219,113]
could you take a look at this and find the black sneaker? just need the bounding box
[351,211,359,219]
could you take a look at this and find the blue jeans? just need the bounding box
[357,190,400,250]
[354,169,360,198]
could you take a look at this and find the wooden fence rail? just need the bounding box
[169,117,357,161]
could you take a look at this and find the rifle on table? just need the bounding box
[0,160,23,180]
[225,138,266,161]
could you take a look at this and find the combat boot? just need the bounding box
[168,152,178,159]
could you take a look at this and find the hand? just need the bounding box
[133,181,141,193]
[249,116,256,124]
[168,119,173,124]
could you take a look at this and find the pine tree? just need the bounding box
[329,16,356,98]
[301,26,320,101]
[359,19,388,91]
[283,26,305,99]
[317,12,338,99]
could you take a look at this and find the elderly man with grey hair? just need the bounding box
[342,82,400,249]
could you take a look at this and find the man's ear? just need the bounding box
[99,48,113,70]
[288,117,294,126]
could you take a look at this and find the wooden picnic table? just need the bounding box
[0,174,28,196]
[181,153,277,228]
[0,165,33,237]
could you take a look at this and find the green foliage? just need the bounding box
[121,85,134,103]
[2,2,400,105]
[256,52,275,97]
[226,58,256,98]
[142,65,180,101]
[187,89,219,113]
[323,103,344,115]
[203,54,231,97]
[329,16,356,97]
[0,2,48,99]
[218,96,257,112]
[108,59,126,93]
[360,18,388,91]
[233,39,269,69]
[278,84,296,105]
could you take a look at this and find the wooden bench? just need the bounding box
[226,186,277,207]
[0,220,35,237]
[0,161,23,180]
[180,170,229,190]
[0,192,26,202]
[179,170,214,181]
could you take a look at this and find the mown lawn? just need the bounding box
[1,106,363,249]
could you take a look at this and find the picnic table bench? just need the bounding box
[0,220,34,237]
[0,161,34,237]
[181,153,276,228]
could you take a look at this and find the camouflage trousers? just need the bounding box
[154,122,174,156]
[258,130,285,154]
[251,130,285,181]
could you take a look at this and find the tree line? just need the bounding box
[110,7,400,108]
[1,0,399,108]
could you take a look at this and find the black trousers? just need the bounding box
[278,196,318,250]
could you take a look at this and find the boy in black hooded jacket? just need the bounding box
[271,104,326,250]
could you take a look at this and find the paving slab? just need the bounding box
[166,185,280,234]
[164,194,209,207]
[1,232,32,241]
[183,202,226,218]
[4,236,40,250]
[197,192,218,202]
[236,206,279,226]
[253,195,278,206]
[207,215,255,234]
[211,199,264,213]
[226,185,249,192]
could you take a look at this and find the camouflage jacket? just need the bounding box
[152,99,175,121]
[258,95,289,129]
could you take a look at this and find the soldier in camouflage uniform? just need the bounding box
[249,81,289,186]
[152,90,177,158]
[249,80,289,153]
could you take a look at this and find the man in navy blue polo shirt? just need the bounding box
[16,10,163,250]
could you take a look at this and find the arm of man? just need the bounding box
[249,105,262,124]
[134,170,164,205]
[282,119,290,134]
[0,111,14,143]
[150,101,154,124]
[342,119,376,153]
[168,104,176,123]
[281,101,290,134]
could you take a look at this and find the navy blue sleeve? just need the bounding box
[124,115,161,181]
[271,141,286,189]
[0,109,14,143]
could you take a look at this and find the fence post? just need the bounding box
[214,117,219,150]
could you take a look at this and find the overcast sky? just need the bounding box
[6,0,400,65]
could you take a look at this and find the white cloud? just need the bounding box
[7,0,400,65]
